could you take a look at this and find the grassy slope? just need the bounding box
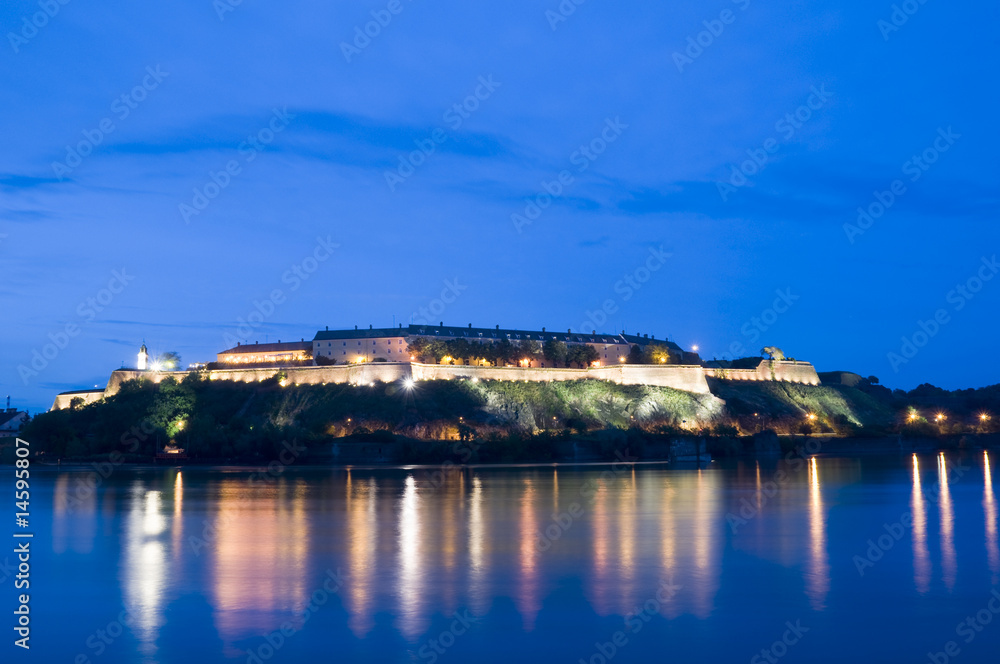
[23,374,921,460]
[707,379,896,428]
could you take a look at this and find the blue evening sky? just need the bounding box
[2,0,998,412]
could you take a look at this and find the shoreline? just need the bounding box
[12,434,997,470]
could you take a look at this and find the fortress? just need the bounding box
[50,323,820,410]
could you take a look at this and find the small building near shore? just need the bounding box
[0,408,29,439]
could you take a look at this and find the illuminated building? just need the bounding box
[312,323,694,367]
[216,340,313,365]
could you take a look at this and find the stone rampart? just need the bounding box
[86,359,817,407]
[704,360,819,385]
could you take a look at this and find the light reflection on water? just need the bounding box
[938,453,957,590]
[985,452,999,583]
[912,454,931,593]
[807,457,829,610]
[37,454,1000,662]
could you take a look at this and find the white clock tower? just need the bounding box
[138,343,148,371]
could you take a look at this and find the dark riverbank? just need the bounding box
[14,373,998,465]
[8,432,999,467]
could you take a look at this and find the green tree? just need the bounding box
[427,340,449,363]
[626,344,644,364]
[566,345,600,367]
[643,344,672,364]
[447,338,474,364]
[494,339,516,366]
[146,377,196,439]
[406,337,430,361]
[518,339,541,364]
[542,339,568,367]
[157,351,182,370]
[479,343,497,364]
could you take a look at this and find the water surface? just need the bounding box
[12,452,1000,662]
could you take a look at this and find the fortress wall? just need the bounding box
[769,361,820,385]
[50,390,106,411]
[613,364,711,393]
[704,368,762,381]
[97,360,810,403]
[705,360,820,385]
[105,364,414,396]
[411,363,711,394]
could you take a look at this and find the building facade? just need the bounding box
[217,340,313,365]
[0,406,29,438]
[312,324,695,367]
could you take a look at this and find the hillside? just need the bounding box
[18,373,1000,461]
